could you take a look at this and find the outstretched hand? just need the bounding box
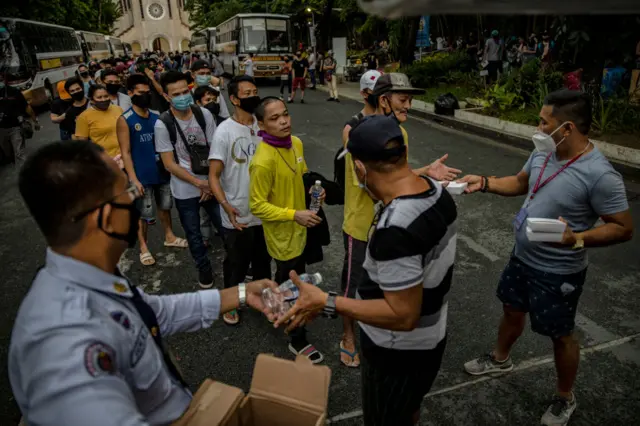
[426,154,462,181]
[274,271,328,334]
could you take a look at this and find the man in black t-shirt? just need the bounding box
[289,50,308,104]
[50,77,89,140]
[0,74,36,165]
[366,48,378,70]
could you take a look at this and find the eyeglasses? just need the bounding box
[71,183,141,222]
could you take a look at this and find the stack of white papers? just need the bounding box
[525,218,566,242]
[439,181,467,195]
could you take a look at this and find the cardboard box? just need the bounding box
[172,354,331,426]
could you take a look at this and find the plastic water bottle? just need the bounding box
[309,180,323,213]
[262,273,323,316]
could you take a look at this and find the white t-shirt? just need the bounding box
[308,53,316,68]
[112,92,132,112]
[208,118,261,230]
[154,107,217,199]
[244,58,254,77]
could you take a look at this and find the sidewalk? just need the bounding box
[321,81,640,169]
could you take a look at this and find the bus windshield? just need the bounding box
[266,19,289,53]
[242,19,266,53]
[241,18,290,53]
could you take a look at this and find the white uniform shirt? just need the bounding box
[9,249,222,426]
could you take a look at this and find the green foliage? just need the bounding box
[0,0,122,34]
[185,0,248,31]
[402,51,468,88]
[484,83,521,111]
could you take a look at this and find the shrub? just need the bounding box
[403,51,469,88]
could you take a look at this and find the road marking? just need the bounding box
[458,233,501,262]
[575,312,620,345]
[327,333,640,424]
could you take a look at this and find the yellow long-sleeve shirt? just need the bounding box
[249,136,309,261]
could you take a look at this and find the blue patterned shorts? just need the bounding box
[497,256,586,339]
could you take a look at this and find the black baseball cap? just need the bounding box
[372,73,425,96]
[190,60,211,72]
[340,115,406,162]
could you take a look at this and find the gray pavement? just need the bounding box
[1,85,640,425]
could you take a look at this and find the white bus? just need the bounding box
[190,27,217,54]
[0,18,83,107]
[76,30,110,62]
[106,36,126,58]
[215,13,292,78]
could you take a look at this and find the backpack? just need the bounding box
[158,105,210,175]
[334,112,364,200]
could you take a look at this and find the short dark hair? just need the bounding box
[88,84,107,100]
[77,63,88,71]
[126,73,150,92]
[18,140,118,248]
[101,69,120,80]
[64,76,83,93]
[99,59,112,65]
[161,70,188,92]
[228,75,256,99]
[193,85,219,103]
[255,96,285,122]
[190,60,211,72]
[544,89,592,135]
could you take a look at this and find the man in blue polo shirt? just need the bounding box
[116,74,188,266]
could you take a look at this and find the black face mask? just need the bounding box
[80,71,89,78]
[99,202,140,248]
[131,92,152,109]
[93,100,111,111]
[238,96,261,114]
[105,83,121,95]
[204,101,221,116]
[70,91,85,101]
[365,93,378,108]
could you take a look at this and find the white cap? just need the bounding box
[360,70,382,91]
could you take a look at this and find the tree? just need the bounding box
[0,0,122,34]
[185,0,248,31]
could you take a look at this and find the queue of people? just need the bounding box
[6,55,635,426]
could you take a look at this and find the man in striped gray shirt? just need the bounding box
[275,115,457,426]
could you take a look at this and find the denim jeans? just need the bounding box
[309,69,316,87]
[174,197,222,276]
[60,129,72,141]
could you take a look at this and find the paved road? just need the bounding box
[1,85,639,425]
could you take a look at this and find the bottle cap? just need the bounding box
[311,272,322,284]
[315,180,321,185]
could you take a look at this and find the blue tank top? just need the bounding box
[123,108,166,186]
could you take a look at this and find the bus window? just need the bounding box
[266,19,289,53]
[242,18,266,53]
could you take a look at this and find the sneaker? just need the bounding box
[300,99,305,104]
[335,98,340,103]
[463,353,514,376]
[540,394,577,426]
[326,97,334,102]
[198,269,214,289]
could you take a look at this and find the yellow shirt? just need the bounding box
[342,126,409,242]
[249,136,309,261]
[75,104,123,157]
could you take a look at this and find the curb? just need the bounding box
[324,85,640,180]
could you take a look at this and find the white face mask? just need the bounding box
[356,161,378,201]
[531,121,569,153]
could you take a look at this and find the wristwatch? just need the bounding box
[238,283,247,308]
[322,291,338,319]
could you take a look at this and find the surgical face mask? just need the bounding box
[171,93,194,111]
[238,95,261,114]
[99,202,140,248]
[195,74,211,86]
[355,161,378,200]
[531,121,569,153]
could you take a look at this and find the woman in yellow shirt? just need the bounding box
[74,85,123,159]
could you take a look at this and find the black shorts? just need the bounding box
[360,334,446,426]
[341,232,368,298]
[497,256,587,339]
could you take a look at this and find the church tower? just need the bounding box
[113,0,192,53]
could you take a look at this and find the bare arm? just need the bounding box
[459,170,529,197]
[575,211,633,247]
[335,285,423,331]
[208,160,227,204]
[160,151,208,190]
[116,116,139,185]
[50,112,66,124]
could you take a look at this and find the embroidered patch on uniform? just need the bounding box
[296,156,303,163]
[113,282,128,293]
[84,342,116,377]
[130,327,149,367]
[110,311,131,330]
[134,123,142,131]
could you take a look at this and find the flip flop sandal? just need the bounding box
[140,252,156,266]
[164,237,189,248]
[223,309,240,325]
[289,343,324,364]
[339,340,360,368]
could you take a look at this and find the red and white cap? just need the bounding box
[360,70,382,91]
